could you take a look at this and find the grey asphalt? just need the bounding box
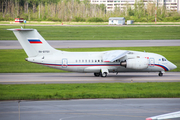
[0,98,180,120]
[0,72,180,84]
[1,40,180,49]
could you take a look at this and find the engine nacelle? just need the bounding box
[121,58,148,69]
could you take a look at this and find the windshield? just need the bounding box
[162,58,167,61]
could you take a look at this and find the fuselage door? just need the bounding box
[62,58,68,68]
[149,58,155,67]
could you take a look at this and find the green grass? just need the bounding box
[0,49,63,73]
[0,46,179,73]
[0,82,180,100]
[2,21,109,25]
[0,25,180,40]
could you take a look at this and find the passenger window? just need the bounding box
[82,60,84,62]
[95,60,97,62]
[85,60,87,62]
[98,60,100,62]
[92,60,93,62]
[89,60,91,62]
[79,60,81,62]
[76,60,77,62]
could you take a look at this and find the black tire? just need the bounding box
[159,72,163,76]
[94,73,100,77]
[101,72,107,77]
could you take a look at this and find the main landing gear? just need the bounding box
[94,73,100,77]
[159,71,163,76]
[94,72,107,77]
[101,72,107,77]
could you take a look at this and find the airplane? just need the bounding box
[146,111,180,120]
[8,28,177,77]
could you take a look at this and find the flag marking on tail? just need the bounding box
[28,39,42,44]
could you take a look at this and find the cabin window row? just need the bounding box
[75,60,121,63]
[76,60,103,63]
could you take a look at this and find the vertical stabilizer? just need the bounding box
[8,29,58,57]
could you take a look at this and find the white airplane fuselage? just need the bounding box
[26,50,176,74]
[8,28,177,77]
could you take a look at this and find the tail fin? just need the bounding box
[8,28,58,57]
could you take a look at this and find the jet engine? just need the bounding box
[120,58,148,69]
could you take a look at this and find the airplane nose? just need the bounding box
[169,62,177,70]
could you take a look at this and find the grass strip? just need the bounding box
[1,21,180,25]
[0,82,180,100]
[0,46,179,73]
[1,26,180,40]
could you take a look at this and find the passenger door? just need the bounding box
[149,58,155,67]
[62,58,68,68]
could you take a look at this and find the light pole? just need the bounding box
[18,100,21,120]
[155,0,157,24]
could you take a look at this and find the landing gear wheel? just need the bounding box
[159,72,163,76]
[94,73,100,77]
[101,72,107,77]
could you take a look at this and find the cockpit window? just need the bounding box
[162,58,167,61]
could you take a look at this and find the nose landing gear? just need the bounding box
[159,71,163,76]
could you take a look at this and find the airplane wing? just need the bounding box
[103,50,129,62]
[7,28,34,31]
[146,111,180,120]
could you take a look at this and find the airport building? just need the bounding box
[89,0,180,12]
[109,17,125,25]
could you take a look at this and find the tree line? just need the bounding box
[1,0,180,22]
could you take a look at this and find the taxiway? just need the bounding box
[0,98,180,120]
[0,72,179,84]
[0,40,180,49]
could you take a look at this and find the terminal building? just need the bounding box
[89,0,180,12]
